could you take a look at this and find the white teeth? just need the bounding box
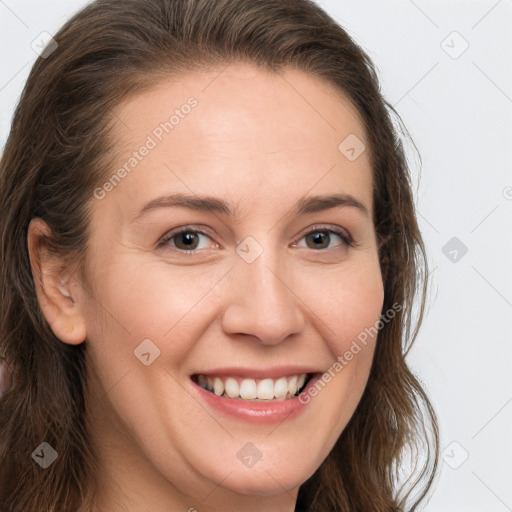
[287,375,298,395]
[239,379,257,399]
[274,377,288,398]
[257,378,275,400]
[224,377,239,399]
[213,377,224,397]
[197,373,310,400]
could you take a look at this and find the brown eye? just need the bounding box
[305,231,331,249]
[160,228,214,252]
[298,228,352,250]
[173,231,201,250]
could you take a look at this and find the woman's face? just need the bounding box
[73,63,384,510]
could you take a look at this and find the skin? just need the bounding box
[28,62,384,512]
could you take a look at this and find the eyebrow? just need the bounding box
[132,191,369,221]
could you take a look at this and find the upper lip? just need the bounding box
[191,366,322,380]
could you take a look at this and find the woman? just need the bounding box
[0,0,439,510]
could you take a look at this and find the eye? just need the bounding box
[159,227,217,252]
[158,225,355,253]
[294,226,354,250]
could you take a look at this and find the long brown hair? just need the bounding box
[0,1,439,510]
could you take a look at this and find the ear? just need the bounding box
[27,218,87,345]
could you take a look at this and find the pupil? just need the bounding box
[309,232,328,249]
[178,232,198,249]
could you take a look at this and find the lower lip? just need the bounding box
[191,374,321,424]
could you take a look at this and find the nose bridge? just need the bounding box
[248,248,288,307]
[221,237,305,344]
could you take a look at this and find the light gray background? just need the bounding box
[1,1,511,510]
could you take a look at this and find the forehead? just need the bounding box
[98,62,373,223]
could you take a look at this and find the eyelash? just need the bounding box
[159,224,356,253]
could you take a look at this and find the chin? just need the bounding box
[200,455,317,497]
[222,472,303,496]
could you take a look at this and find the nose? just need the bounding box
[220,247,306,346]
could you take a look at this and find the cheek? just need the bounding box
[312,259,384,401]
[319,260,385,351]
[80,242,386,494]
[83,245,384,367]
[82,256,230,370]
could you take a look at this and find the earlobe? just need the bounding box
[27,218,87,346]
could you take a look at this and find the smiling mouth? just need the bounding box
[191,373,314,401]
